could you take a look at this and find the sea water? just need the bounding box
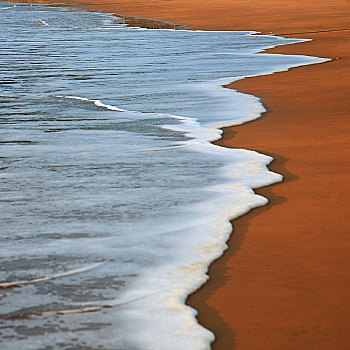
[0,3,328,349]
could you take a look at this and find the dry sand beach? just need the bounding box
[9,0,350,348]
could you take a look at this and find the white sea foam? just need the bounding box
[56,95,130,112]
[36,19,49,26]
[0,261,108,289]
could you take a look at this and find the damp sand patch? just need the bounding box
[115,15,187,30]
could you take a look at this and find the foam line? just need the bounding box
[2,291,159,319]
[36,19,49,26]
[134,145,188,152]
[0,261,107,289]
[55,95,130,112]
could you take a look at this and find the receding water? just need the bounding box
[0,2,327,349]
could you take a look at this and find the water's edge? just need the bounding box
[0,2,331,349]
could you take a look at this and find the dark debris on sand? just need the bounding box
[115,15,187,30]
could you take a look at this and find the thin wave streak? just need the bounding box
[0,261,108,289]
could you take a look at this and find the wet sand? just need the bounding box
[25,0,350,348]
[196,33,350,349]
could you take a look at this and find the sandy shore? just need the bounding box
[195,33,350,349]
[21,0,350,348]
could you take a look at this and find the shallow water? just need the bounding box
[0,2,327,349]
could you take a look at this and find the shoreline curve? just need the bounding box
[6,0,350,348]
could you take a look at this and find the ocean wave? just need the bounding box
[55,95,130,112]
[1,3,329,349]
[0,261,108,289]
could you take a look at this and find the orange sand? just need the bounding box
[35,0,350,348]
